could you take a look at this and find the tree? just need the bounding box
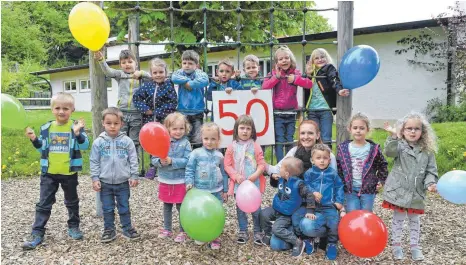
[105,1,332,66]
[395,2,465,106]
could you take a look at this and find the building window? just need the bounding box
[207,64,217,78]
[64,81,77,92]
[259,59,272,77]
[106,77,112,90]
[79,79,91,92]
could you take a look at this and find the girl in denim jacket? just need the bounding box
[382,112,438,261]
[185,122,229,250]
[152,112,192,243]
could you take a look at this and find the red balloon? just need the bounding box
[139,122,170,158]
[338,210,388,258]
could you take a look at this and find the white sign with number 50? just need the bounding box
[212,90,275,148]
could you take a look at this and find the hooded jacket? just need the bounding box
[90,132,139,184]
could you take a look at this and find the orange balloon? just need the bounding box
[338,210,388,258]
[139,122,170,158]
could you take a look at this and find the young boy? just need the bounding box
[94,50,150,155]
[90,107,140,242]
[260,157,315,257]
[237,54,262,93]
[23,92,89,250]
[206,58,242,121]
[301,144,345,260]
[171,50,209,147]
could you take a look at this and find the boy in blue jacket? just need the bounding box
[300,144,345,260]
[90,107,140,243]
[171,50,209,147]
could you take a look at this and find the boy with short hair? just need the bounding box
[90,107,140,243]
[301,144,345,260]
[260,157,315,257]
[238,54,262,93]
[23,92,89,250]
[171,50,209,146]
[94,50,150,153]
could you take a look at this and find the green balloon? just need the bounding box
[180,188,225,242]
[1,94,27,129]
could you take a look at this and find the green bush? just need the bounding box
[426,98,466,123]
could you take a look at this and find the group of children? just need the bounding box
[21,46,439,262]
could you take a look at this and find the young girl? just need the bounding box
[382,112,438,261]
[262,46,313,163]
[224,115,266,245]
[151,112,192,243]
[336,112,388,213]
[305,48,350,149]
[185,122,229,250]
[133,58,178,179]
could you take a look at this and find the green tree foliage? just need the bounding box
[105,1,332,59]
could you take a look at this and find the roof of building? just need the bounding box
[30,18,446,75]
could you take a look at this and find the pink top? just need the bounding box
[262,68,313,110]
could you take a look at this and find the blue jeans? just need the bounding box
[291,206,306,236]
[211,191,223,203]
[270,226,293,251]
[32,173,80,236]
[100,181,132,232]
[236,203,261,233]
[345,188,376,213]
[274,114,296,163]
[307,110,333,148]
[300,207,339,243]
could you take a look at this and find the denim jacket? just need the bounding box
[171,69,209,115]
[185,146,229,193]
[31,120,89,174]
[151,137,192,184]
[304,165,344,207]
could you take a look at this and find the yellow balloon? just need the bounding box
[68,2,110,51]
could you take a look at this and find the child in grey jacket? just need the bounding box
[382,112,438,261]
[90,107,140,243]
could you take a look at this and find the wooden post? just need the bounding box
[128,13,139,66]
[336,1,354,145]
[90,1,107,217]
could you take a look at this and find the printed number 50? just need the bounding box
[218,99,269,137]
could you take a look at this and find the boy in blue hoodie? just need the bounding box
[90,107,140,243]
[171,50,209,148]
[260,157,315,257]
[300,144,345,260]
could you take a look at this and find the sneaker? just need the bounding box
[237,231,248,244]
[326,243,338,260]
[253,232,264,246]
[22,233,44,250]
[101,229,117,243]
[194,240,205,245]
[174,232,187,243]
[261,234,271,246]
[144,167,156,180]
[291,238,305,257]
[411,246,424,261]
[68,227,83,240]
[122,228,140,240]
[158,229,173,239]
[392,245,404,260]
[304,239,315,255]
[209,238,221,250]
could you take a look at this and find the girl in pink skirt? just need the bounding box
[152,112,192,242]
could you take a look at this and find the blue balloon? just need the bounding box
[339,45,380,89]
[437,170,466,204]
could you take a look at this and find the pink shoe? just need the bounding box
[174,232,187,243]
[158,229,172,239]
[209,238,221,250]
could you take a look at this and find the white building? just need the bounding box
[30,19,454,125]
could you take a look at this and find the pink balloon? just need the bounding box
[236,180,262,213]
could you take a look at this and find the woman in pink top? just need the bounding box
[262,46,313,163]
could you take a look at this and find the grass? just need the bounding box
[1,110,465,178]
